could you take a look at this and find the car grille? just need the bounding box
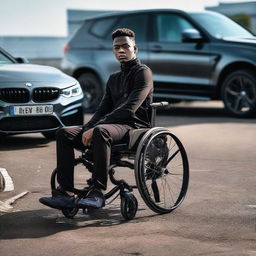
[33,88,60,102]
[0,88,30,103]
[0,87,60,103]
[0,116,61,132]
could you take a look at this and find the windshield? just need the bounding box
[0,51,15,64]
[190,12,255,39]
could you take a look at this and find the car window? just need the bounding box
[108,14,148,42]
[156,14,195,42]
[190,12,254,39]
[91,17,118,38]
[0,51,14,64]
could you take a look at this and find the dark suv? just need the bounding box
[61,9,256,117]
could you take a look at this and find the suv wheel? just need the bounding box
[78,73,103,113]
[221,69,256,117]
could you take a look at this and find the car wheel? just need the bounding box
[222,69,256,117]
[42,131,56,140]
[78,73,103,113]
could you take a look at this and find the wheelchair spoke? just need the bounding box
[165,178,175,205]
[161,178,166,207]
[166,149,180,166]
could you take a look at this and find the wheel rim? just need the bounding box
[224,75,256,115]
[80,79,100,109]
[121,193,138,220]
[139,131,189,212]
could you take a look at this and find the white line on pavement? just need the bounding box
[0,191,29,212]
[247,205,256,209]
[0,168,14,191]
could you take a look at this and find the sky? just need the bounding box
[0,0,254,37]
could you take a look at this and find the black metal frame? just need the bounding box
[51,102,171,219]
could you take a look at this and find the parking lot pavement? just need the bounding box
[0,102,256,256]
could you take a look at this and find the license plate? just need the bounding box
[10,105,53,115]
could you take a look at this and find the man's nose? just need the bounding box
[118,47,125,53]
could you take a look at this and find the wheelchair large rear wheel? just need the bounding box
[135,128,189,214]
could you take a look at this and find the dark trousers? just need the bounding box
[56,124,132,192]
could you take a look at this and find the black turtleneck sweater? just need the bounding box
[83,58,153,130]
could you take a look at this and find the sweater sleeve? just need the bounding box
[98,67,153,123]
[83,76,113,130]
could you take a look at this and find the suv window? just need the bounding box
[108,14,148,42]
[91,17,118,38]
[156,14,195,42]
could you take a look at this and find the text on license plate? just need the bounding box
[10,105,53,115]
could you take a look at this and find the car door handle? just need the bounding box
[150,45,163,53]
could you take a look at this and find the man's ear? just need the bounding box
[134,45,138,53]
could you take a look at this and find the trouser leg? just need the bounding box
[56,126,85,192]
[91,124,132,190]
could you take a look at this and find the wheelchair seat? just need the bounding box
[111,128,149,153]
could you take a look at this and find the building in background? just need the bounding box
[0,4,255,67]
[0,9,116,67]
[206,1,256,34]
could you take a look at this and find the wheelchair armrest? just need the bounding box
[150,101,169,109]
[150,102,169,127]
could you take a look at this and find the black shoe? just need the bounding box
[39,189,76,210]
[77,187,105,209]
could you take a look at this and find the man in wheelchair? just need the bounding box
[39,28,154,210]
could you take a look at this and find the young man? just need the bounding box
[39,28,153,209]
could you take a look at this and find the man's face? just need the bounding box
[113,36,137,64]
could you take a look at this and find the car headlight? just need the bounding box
[60,83,82,98]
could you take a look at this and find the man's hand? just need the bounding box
[82,128,94,146]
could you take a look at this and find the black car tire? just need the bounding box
[42,131,56,140]
[78,73,103,113]
[222,69,256,117]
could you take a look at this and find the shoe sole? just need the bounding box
[77,202,105,209]
[39,198,76,210]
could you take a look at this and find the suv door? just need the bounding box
[149,12,215,101]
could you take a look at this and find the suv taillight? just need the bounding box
[63,44,70,54]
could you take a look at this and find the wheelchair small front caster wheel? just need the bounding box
[61,207,79,219]
[121,192,138,220]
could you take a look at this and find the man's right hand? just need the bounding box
[82,128,94,147]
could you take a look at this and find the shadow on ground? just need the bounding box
[0,207,156,239]
[0,134,51,151]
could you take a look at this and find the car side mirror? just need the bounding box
[182,29,203,43]
[15,57,29,64]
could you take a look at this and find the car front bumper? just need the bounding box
[0,95,84,134]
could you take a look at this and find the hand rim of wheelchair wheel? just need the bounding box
[135,128,189,214]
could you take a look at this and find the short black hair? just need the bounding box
[112,28,135,41]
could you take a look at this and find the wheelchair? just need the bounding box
[50,102,189,220]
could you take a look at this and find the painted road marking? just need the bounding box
[0,191,29,212]
[247,205,256,209]
[0,168,14,191]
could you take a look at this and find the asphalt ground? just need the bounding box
[0,101,256,256]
